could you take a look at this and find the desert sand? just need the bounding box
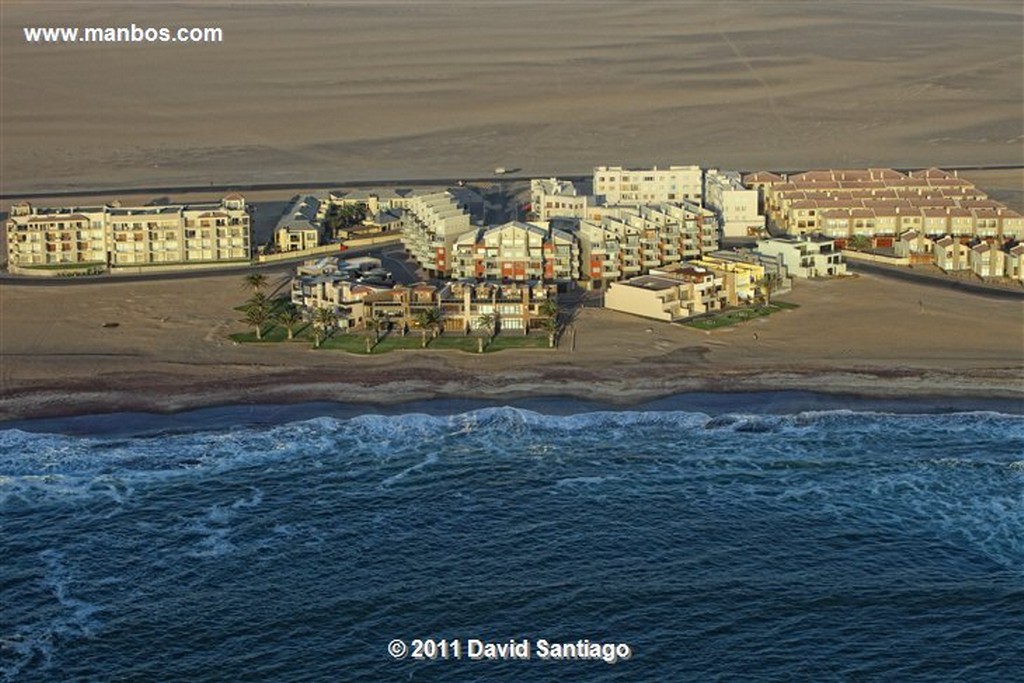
[1,269,1021,420]
[2,0,1022,194]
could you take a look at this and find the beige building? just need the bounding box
[530,178,602,222]
[704,169,765,239]
[450,221,580,282]
[894,230,935,264]
[594,165,703,205]
[687,257,764,304]
[1006,244,1024,283]
[605,265,726,322]
[933,236,970,272]
[968,242,1007,279]
[6,195,250,269]
[362,280,558,334]
[747,167,1023,242]
[756,237,847,278]
[275,194,326,252]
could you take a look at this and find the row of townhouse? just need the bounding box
[744,167,1024,241]
[895,231,1024,283]
[6,195,251,269]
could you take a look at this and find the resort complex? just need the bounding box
[5,195,251,272]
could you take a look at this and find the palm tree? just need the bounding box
[413,308,443,347]
[311,307,338,348]
[275,304,303,341]
[242,272,267,294]
[542,315,559,348]
[756,273,781,306]
[477,313,496,340]
[243,295,271,341]
[538,298,558,341]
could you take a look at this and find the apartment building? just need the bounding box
[756,236,846,278]
[398,191,475,276]
[530,178,602,222]
[594,165,703,205]
[745,167,1023,242]
[704,169,765,239]
[361,280,558,334]
[6,195,250,269]
[275,194,326,252]
[450,221,580,282]
[687,257,764,304]
[605,265,726,322]
[576,202,719,289]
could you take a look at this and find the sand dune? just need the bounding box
[2,1,1021,193]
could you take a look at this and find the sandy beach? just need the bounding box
[2,1,1022,194]
[1,269,1021,421]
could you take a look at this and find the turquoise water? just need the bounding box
[2,404,1022,681]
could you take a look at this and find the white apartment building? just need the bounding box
[6,195,250,269]
[756,236,846,278]
[704,169,765,239]
[578,202,719,289]
[450,221,580,282]
[594,165,703,205]
[530,178,598,222]
[398,191,475,276]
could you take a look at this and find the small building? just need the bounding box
[894,229,934,264]
[755,236,846,278]
[1005,243,1024,283]
[933,236,970,272]
[605,266,726,322]
[968,242,1006,279]
[275,194,326,252]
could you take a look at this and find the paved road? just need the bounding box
[0,242,392,287]
[848,260,1024,300]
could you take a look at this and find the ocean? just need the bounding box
[2,395,1022,682]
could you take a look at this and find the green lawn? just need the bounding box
[682,302,798,330]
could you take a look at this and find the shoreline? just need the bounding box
[3,367,1022,432]
[4,387,1022,437]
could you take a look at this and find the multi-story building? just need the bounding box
[450,221,580,283]
[578,202,719,289]
[594,165,703,205]
[687,257,764,305]
[605,265,726,322]
[6,195,250,269]
[894,230,935,264]
[745,167,1024,242]
[933,236,970,272]
[1006,244,1024,283]
[704,169,765,239]
[361,280,558,335]
[530,178,601,222]
[756,236,846,278]
[398,191,475,276]
[275,194,326,252]
[968,242,1006,279]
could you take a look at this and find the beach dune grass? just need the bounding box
[683,302,798,331]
